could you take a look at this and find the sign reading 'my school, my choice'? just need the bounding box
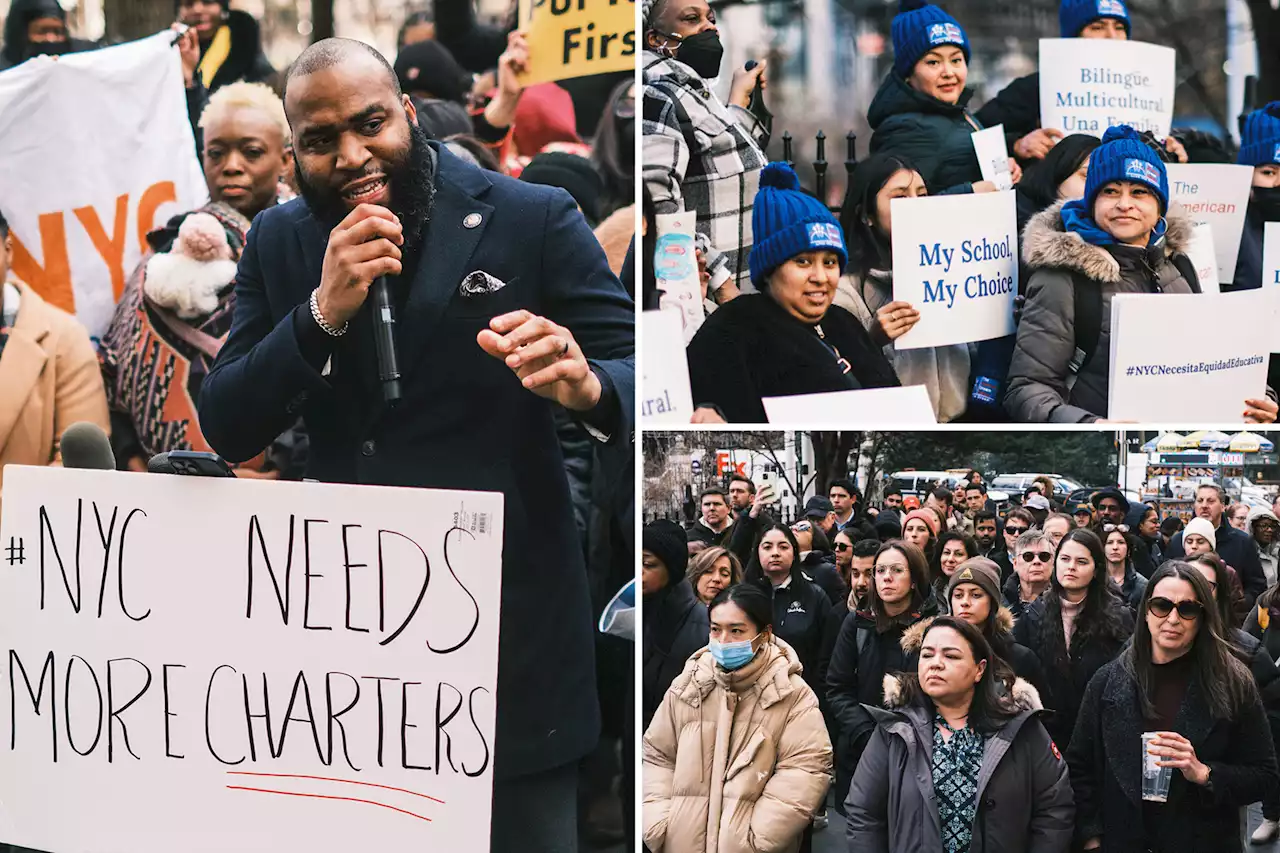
[891,191,1019,350]
[0,467,504,853]
[518,0,634,85]
[1039,38,1176,138]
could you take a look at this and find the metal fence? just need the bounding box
[777,129,859,213]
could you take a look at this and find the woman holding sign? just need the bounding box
[684,163,899,423]
[836,153,973,422]
[1067,563,1277,853]
[867,2,1017,197]
[1006,125,1279,424]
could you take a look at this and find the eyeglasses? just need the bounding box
[1020,551,1053,564]
[833,542,850,552]
[874,564,909,577]
[1103,523,1130,533]
[1147,596,1204,621]
[792,521,813,532]
[1005,526,1029,537]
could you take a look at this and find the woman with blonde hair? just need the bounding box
[686,546,743,605]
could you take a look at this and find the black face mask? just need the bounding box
[1253,185,1280,223]
[23,38,69,60]
[618,119,635,161]
[669,30,723,79]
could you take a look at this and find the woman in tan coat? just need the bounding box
[0,212,110,509]
[643,582,833,853]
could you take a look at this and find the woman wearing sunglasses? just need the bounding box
[929,530,978,614]
[1014,528,1134,752]
[745,524,831,703]
[1103,523,1147,615]
[827,540,936,820]
[1067,563,1277,853]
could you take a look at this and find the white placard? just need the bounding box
[0,32,208,339]
[890,191,1018,350]
[1182,223,1221,294]
[653,212,704,342]
[1264,222,1280,289]
[1166,164,1254,282]
[761,386,937,425]
[640,309,695,424]
[972,125,1013,191]
[0,467,504,853]
[1108,290,1270,422]
[1038,38,1176,138]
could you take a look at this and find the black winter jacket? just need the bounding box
[1067,657,1279,853]
[1013,596,1134,751]
[800,551,848,606]
[867,72,984,195]
[974,72,1042,152]
[642,579,709,727]
[766,571,831,702]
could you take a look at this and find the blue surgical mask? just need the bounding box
[709,634,760,671]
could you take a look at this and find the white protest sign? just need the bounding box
[1107,290,1270,422]
[972,125,1013,191]
[890,191,1018,350]
[1166,164,1254,281]
[0,32,208,339]
[1265,222,1280,289]
[1039,38,1176,138]
[0,467,503,853]
[654,212,704,342]
[761,386,937,426]
[1182,223,1220,294]
[640,309,695,424]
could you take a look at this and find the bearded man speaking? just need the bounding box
[197,39,634,851]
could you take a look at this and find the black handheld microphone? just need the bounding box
[59,422,116,470]
[371,275,402,406]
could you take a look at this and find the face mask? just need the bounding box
[1253,185,1280,222]
[618,119,636,162]
[668,30,723,80]
[709,633,760,671]
[24,38,69,60]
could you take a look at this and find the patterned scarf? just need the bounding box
[932,715,986,853]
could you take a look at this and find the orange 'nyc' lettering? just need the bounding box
[9,212,73,313]
[136,181,176,255]
[74,193,129,302]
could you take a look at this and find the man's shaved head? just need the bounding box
[284,38,401,113]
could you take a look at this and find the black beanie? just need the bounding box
[643,520,688,579]
[520,151,603,225]
[394,40,469,104]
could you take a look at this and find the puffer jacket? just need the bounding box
[1005,201,1198,423]
[867,72,984,195]
[845,672,1075,853]
[642,638,833,853]
[900,609,1048,701]
[835,270,972,423]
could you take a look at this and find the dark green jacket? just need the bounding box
[868,72,984,196]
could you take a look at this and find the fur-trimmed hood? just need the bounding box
[1021,199,1196,284]
[898,608,1016,653]
[881,670,1044,713]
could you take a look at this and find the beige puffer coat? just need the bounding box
[642,638,833,853]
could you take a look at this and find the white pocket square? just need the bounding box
[460,271,509,297]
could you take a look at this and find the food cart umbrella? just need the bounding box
[1228,431,1275,453]
[1199,430,1232,449]
[1180,431,1210,449]
[1144,433,1185,453]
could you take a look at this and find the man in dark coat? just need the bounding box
[1165,483,1268,607]
[197,40,634,853]
[641,521,708,727]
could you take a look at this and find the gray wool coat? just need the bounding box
[1004,201,1198,423]
[845,674,1075,853]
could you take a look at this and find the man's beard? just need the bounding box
[295,120,437,252]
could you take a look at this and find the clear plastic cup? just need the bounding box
[1142,732,1173,802]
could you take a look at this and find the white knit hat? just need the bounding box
[1184,517,1217,551]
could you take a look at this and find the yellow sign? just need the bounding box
[517,0,635,85]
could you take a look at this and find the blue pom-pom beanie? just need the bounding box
[1082,125,1169,213]
[1238,102,1280,167]
[891,0,970,79]
[1059,0,1130,38]
[748,162,848,289]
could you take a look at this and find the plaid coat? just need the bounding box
[643,51,768,293]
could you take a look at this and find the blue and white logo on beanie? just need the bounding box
[1096,0,1126,16]
[1124,158,1161,186]
[808,222,844,250]
[1274,143,1280,163]
[927,22,963,46]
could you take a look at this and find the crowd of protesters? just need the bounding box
[642,0,1280,425]
[643,469,1280,851]
[0,1,635,849]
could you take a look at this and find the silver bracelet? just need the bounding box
[309,288,348,337]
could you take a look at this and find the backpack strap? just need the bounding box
[857,624,873,658]
[1170,252,1204,294]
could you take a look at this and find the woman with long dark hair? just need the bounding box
[846,616,1074,852]
[1103,525,1147,614]
[643,583,832,853]
[1068,563,1278,852]
[1014,133,1101,236]
[835,152,971,422]
[590,79,635,220]
[744,523,831,700]
[826,540,937,818]
[1013,528,1133,750]
[930,530,977,612]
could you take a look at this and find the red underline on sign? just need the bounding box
[226,771,446,804]
[226,786,434,823]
